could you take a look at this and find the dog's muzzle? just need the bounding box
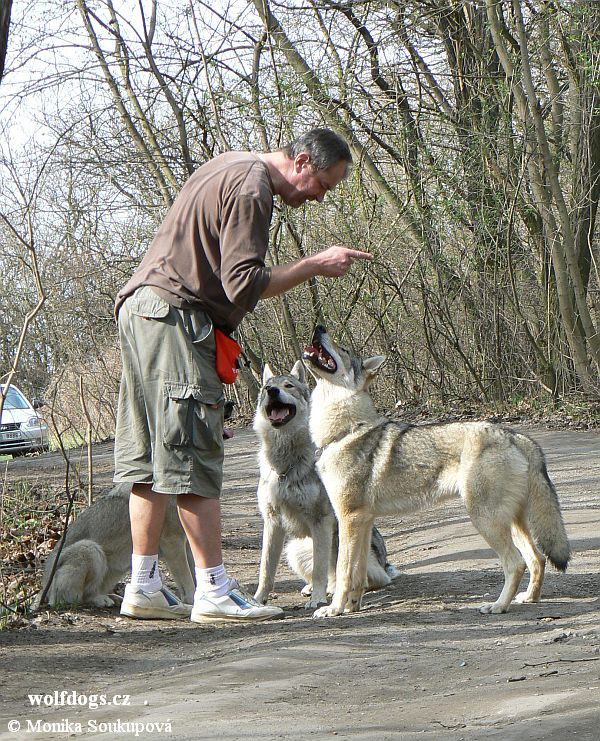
[302,325,337,373]
[265,387,297,427]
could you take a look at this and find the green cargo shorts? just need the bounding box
[114,286,225,497]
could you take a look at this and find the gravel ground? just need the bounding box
[0,425,598,740]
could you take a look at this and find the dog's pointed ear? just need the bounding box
[363,355,386,376]
[262,363,275,384]
[290,360,305,383]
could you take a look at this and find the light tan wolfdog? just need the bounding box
[253,361,397,609]
[303,326,571,618]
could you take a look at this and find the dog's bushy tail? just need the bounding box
[285,538,314,585]
[515,433,571,571]
[385,563,402,580]
[285,533,400,590]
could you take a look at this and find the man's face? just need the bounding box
[282,154,348,208]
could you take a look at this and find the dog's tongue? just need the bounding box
[269,408,289,422]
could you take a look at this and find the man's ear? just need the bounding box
[294,152,311,172]
[262,363,275,384]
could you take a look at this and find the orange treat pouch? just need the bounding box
[214,329,241,384]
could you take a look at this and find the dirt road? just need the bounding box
[1,426,598,740]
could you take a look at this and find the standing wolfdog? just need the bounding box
[253,361,397,608]
[303,326,571,618]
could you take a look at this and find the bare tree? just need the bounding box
[0,0,11,83]
[1,0,598,425]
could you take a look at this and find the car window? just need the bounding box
[2,387,30,410]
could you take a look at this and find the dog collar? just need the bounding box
[314,423,367,458]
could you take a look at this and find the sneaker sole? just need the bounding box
[190,611,283,624]
[120,604,191,620]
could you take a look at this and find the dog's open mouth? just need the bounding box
[302,340,337,373]
[266,400,297,427]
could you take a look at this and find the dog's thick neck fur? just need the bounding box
[309,381,381,449]
[259,422,315,479]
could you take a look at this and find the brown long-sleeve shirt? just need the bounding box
[115,152,274,332]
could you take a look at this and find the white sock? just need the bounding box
[195,564,230,599]
[131,554,162,592]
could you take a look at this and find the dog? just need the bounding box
[34,484,195,609]
[253,360,397,609]
[33,402,240,610]
[303,325,571,617]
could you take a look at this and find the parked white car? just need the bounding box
[0,384,49,456]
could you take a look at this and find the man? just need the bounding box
[114,128,372,623]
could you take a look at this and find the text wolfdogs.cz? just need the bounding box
[28,691,130,710]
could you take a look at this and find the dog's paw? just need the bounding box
[514,591,539,604]
[253,590,269,605]
[301,584,312,597]
[304,598,327,609]
[479,601,508,614]
[312,604,343,619]
[90,595,115,608]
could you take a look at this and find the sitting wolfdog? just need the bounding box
[253,361,398,609]
[303,326,571,618]
[34,483,195,609]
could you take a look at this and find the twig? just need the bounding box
[31,389,78,611]
[79,376,94,505]
[523,657,600,668]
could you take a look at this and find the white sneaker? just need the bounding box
[191,579,284,623]
[120,585,192,620]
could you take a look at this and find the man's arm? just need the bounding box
[261,245,373,299]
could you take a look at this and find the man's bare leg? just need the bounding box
[177,494,223,568]
[130,483,169,554]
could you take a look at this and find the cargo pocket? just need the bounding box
[163,383,193,447]
[192,395,224,451]
[163,382,223,450]
[129,286,170,319]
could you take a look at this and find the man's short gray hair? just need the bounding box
[283,128,352,173]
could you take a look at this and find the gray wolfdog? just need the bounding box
[303,326,571,618]
[253,361,398,608]
[34,483,195,609]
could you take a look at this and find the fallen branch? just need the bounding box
[523,657,600,668]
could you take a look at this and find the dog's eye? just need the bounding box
[283,383,294,389]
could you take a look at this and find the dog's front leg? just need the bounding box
[305,514,336,608]
[314,512,372,618]
[254,514,286,604]
[345,519,373,611]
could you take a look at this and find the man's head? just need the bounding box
[269,128,352,207]
[283,128,352,175]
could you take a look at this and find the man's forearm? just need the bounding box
[261,256,318,299]
[260,245,373,299]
